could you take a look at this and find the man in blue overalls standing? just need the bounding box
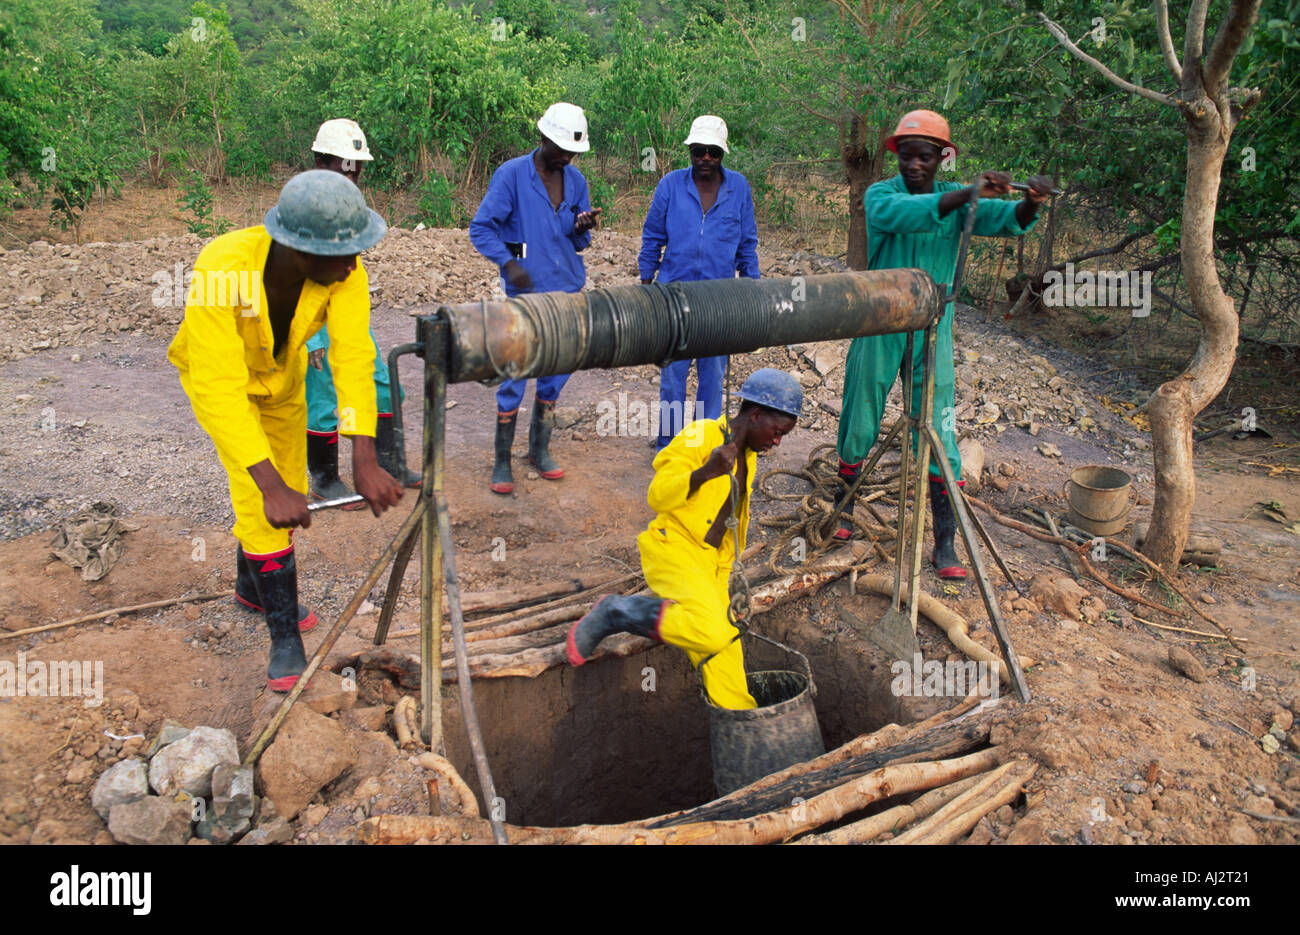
[470,102,601,494]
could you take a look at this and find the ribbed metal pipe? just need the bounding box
[429,270,941,384]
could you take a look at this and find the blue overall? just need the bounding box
[638,166,760,449]
[469,149,592,413]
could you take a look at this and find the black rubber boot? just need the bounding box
[490,410,517,494]
[831,459,862,541]
[929,479,968,579]
[528,399,564,480]
[248,548,309,692]
[234,546,317,632]
[376,414,422,488]
[307,431,354,502]
[566,595,667,666]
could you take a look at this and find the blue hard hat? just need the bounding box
[736,368,803,418]
[264,170,387,256]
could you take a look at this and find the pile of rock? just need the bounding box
[90,720,289,845]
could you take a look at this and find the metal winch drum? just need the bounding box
[705,664,825,797]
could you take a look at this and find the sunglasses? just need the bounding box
[690,145,724,160]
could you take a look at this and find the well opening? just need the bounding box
[439,591,954,827]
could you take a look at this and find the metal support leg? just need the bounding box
[924,423,1032,703]
[418,317,447,751]
[905,324,938,633]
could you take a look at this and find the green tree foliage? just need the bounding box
[282,0,563,191]
[0,0,137,237]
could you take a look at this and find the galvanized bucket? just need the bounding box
[705,667,825,797]
[1063,464,1133,537]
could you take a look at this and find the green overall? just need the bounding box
[838,175,1036,479]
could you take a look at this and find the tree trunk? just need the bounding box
[843,115,885,270]
[1142,118,1238,570]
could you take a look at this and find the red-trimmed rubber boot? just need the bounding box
[248,548,309,692]
[566,595,668,666]
[831,459,862,541]
[490,409,517,494]
[527,398,564,480]
[235,546,317,632]
[930,479,968,580]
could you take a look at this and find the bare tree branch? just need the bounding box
[1184,0,1212,86]
[1205,0,1263,91]
[1036,13,1178,108]
[1154,0,1183,81]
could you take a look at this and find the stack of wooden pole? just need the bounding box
[358,696,1035,845]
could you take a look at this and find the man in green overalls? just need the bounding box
[835,109,1053,578]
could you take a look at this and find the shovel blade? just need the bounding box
[868,606,920,660]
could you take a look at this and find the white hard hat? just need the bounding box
[684,115,730,154]
[311,119,374,162]
[537,102,590,153]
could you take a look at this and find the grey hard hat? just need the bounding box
[736,368,803,418]
[263,169,387,256]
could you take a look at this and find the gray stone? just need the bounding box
[212,764,255,823]
[107,796,193,845]
[91,758,149,820]
[145,719,191,757]
[149,726,239,797]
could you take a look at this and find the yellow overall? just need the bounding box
[638,418,757,709]
[167,227,378,556]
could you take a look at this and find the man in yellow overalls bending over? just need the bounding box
[567,369,801,709]
[168,170,403,692]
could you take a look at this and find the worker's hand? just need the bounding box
[701,439,741,481]
[574,207,602,233]
[262,485,312,531]
[1023,174,1056,205]
[249,459,311,530]
[354,460,404,517]
[975,170,1013,198]
[350,436,403,517]
[504,259,532,292]
[308,348,326,370]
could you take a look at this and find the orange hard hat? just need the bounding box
[885,110,957,155]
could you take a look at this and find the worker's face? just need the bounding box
[689,144,724,181]
[539,138,577,172]
[896,138,944,194]
[749,410,797,454]
[291,248,358,286]
[314,153,364,186]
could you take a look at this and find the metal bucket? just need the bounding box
[706,669,825,797]
[1063,464,1133,537]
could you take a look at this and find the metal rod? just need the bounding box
[1009,181,1064,196]
[435,489,508,845]
[242,500,426,767]
[924,424,1032,703]
[372,518,421,645]
[905,323,937,633]
[308,493,365,512]
[419,316,447,752]
[963,501,1024,597]
[821,415,905,538]
[890,333,915,615]
[386,341,423,472]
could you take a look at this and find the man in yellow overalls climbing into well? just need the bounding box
[168,170,404,692]
[567,369,801,709]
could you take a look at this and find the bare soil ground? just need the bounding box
[0,187,1297,846]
